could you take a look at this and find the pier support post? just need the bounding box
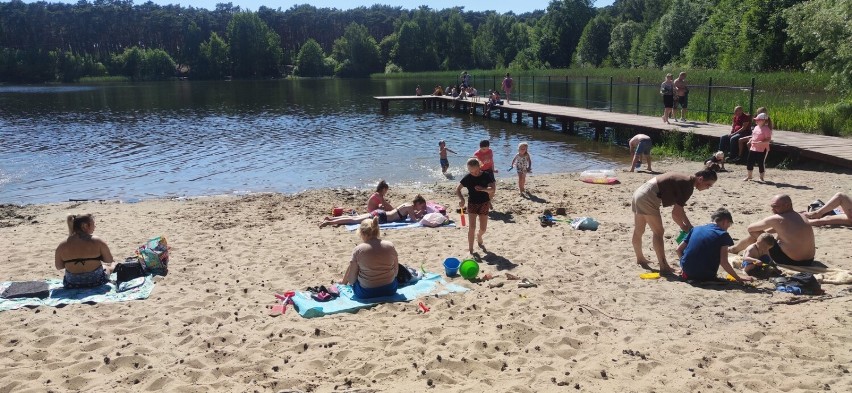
[568,119,575,134]
[541,116,547,129]
[532,114,539,128]
[594,123,605,141]
[516,112,522,124]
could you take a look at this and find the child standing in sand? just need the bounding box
[438,140,456,175]
[740,233,776,275]
[456,158,496,255]
[473,139,497,174]
[510,142,532,195]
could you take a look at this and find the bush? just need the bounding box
[384,62,403,74]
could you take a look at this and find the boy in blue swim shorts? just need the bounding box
[438,140,456,175]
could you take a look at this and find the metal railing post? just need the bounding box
[636,77,641,115]
[609,76,613,112]
[748,77,755,115]
[706,77,713,123]
[531,76,535,103]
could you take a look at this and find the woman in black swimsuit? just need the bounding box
[320,195,427,228]
[54,214,115,288]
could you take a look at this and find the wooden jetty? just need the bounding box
[374,95,852,169]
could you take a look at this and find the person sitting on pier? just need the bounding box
[720,106,751,160]
[483,90,501,117]
[804,192,852,227]
[415,85,422,96]
[432,85,444,96]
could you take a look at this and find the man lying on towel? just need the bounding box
[730,194,815,266]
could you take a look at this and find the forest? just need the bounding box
[0,0,849,95]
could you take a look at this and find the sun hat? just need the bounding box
[755,113,768,120]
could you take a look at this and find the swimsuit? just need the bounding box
[370,210,389,224]
[63,255,103,265]
[514,155,530,172]
[636,139,652,155]
[769,244,813,266]
[63,266,109,289]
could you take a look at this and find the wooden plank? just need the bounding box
[375,96,852,168]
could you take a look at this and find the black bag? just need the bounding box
[114,259,146,286]
[773,273,822,295]
[1,281,50,299]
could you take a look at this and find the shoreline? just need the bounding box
[2,159,850,392]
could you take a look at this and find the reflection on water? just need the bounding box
[0,79,627,204]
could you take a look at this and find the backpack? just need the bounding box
[136,236,170,276]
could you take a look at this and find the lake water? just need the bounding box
[0,79,627,205]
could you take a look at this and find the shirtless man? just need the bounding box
[730,194,815,266]
[674,72,688,122]
[804,192,852,227]
[632,169,718,273]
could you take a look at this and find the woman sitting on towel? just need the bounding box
[341,216,399,298]
[55,214,115,288]
[320,195,427,228]
[366,180,394,213]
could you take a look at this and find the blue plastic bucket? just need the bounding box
[443,257,461,277]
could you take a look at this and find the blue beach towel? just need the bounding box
[344,220,455,231]
[291,273,469,318]
[0,274,154,312]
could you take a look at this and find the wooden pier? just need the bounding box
[374,95,852,169]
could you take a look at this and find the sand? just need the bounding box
[1,159,851,392]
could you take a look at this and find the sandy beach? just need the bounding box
[1,159,851,392]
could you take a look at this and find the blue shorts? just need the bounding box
[636,139,652,155]
[440,158,450,168]
[353,280,398,299]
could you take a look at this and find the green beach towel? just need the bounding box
[0,274,154,312]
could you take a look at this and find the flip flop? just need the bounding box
[518,279,537,288]
[639,272,661,280]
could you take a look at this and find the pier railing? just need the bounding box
[445,75,756,123]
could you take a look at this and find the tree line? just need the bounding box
[0,0,847,93]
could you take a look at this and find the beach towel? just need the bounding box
[290,272,469,318]
[344,219,455,231]
[0,274,154,312]
[776,263,852,285]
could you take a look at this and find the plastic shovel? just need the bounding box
[270,291,295,316]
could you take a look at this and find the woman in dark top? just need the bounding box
[456,158,496,255]
[54,214,115,288]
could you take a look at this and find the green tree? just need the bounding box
[784,0,852,94]
[196,32,230,79]
[439,11,473,70]
[536,0,595,68]
[226,11,283,78]
[608,21,644,67]
[295,38,327,77]
[331,23,382,77]
[657,0,705,63]
[575,14,613,67]
[392,20,438,72]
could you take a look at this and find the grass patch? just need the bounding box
[78,76,129,83]
[652,131,713,161]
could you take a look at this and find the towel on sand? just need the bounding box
[344,220,455,231]
[291,273,468,318]
[0,274,154,312]
[731,255,852,285]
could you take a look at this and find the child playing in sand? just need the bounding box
[473,139,497,174]
[456,158,496,255]
[740,233,776,275]
[438,140,456,175]
[510,142,532,195]
[704,151,726,171]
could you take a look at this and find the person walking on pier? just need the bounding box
[674,72,689,122]
[660,74,674,124]
[502,73,514,104]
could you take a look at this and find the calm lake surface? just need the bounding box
[0,79,628,205]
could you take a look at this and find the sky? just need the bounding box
[23,0,616,14]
